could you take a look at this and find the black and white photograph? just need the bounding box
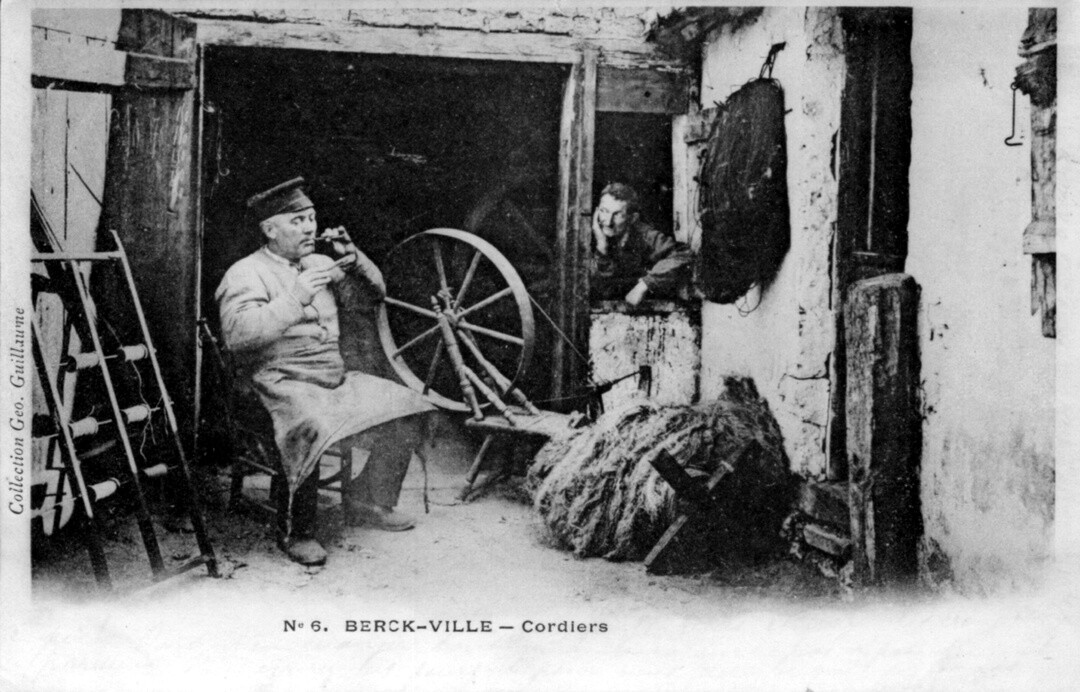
[1,2,1077,690]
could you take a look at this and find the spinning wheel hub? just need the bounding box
[377,228,536,412]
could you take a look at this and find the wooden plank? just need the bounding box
[31,90,69,482]
[844,273,920,585]
[567,49,597,393]
[33,35,195,89]
[797,479,850,529]
[191,17,683,70]
[117,8,196,59]
[33,39,126,87]
[803,523,852,557]
[551,55,580,402]
[597,67,685,114]
[195,18,583,64]
[64,91,111,255]
[125,53,196,90]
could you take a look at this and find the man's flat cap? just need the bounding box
[247,177,313,221]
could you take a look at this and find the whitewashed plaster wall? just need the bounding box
[697,8,844,476]
[907,7,1055,593]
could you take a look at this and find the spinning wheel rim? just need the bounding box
[377,228,536,411]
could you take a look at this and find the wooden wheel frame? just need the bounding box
[377,228,536,412]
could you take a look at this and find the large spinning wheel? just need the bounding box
[377,228,536,412]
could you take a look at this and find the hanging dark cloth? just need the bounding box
[697,78,791,304]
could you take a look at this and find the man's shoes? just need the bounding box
[279,537,328,566]
[344,501,415,531]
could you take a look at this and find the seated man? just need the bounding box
[215,177,435,566]
[590,182,693,305]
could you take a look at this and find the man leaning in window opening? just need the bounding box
[589,182,693,305]
[215,177,435,566]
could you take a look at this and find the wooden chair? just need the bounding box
[199,322,351,517]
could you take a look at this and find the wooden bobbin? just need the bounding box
[142,463,169,478]
[118,344,148,362]
[65,352,101,371]
[90,478,120,501]
[122,404,153,423]
[69,417,100,438]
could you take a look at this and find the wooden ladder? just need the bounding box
[31,195,218,590]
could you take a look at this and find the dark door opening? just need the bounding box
[199,47,568,412]
[593,111,674,237]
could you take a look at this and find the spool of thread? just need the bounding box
[118,344,148,362]
[90,478,120,501]
[142,463,169,478]
[69,417,100,438]
[122,404,152,423]
[65,352,101,371]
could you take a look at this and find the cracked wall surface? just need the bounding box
[907,7,1054,593]
[697,7,844,477]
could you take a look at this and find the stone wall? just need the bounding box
[697,7,844,477]
[907,7,1055,593]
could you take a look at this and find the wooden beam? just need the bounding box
[797,479,850,529]
[569,50,598,392]
[551,54,581,402]
[845,273,920,585]
[33,39,126,87]
[597,67,686,114]
[191,18,684,70]
[125,53,195,89]
[33,39,194,89]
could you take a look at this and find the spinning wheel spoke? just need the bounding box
[378,228,535,412]
[384,296,439,319]
[423,339,445,395]
[454,250,482,309]
[458,286,513,319]
[432,238,450,297]
[390,324,441,358]
[457,320,525,346]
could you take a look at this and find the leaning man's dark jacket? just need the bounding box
[589,220,693,300]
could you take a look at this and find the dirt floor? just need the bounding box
[30,442,842,603]
[16,448,1080,691]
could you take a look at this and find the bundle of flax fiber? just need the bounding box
[529,377,792,562]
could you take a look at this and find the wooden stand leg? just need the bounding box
[460,435,496,502]
[643,442,760,575]
[81,513,112,589]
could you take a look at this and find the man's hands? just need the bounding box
[592,208,609,257]
[323,226,359,266]
[293,267,333,306]
[319,226,386,299]
[624,280,649,307]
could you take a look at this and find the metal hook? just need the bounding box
[759,42,787,80]
[1005,82,1023,146]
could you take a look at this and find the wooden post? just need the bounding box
[844,273,920,585]
[102,9,199,445]
[552,49,596,404]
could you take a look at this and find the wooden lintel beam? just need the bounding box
[597,66,687,114]
[192,18,685,70]
[33,39,194,90]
